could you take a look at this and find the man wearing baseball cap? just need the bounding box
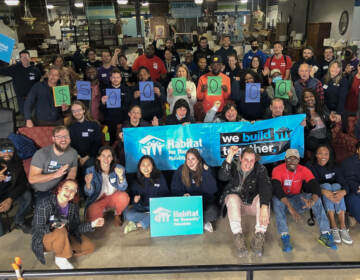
[271,148,337,252]
[197,55,231,115]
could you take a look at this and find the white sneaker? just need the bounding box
[55,257,74,270]
[204,222,214,233]
[339,229,353,245]
[331,228,341,244]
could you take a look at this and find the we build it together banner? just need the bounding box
[123,114,305,172]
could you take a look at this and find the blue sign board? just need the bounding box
[139,81,154,101]
[76,81,91,100]
[123,114,305,172]
[106,88,121,108]
[0,33,15,63]
[150,196,203,237]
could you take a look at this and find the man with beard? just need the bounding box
[291,46,321,82]
[0,139,32,236]
[271,149,337,252]
[24,67,68,127]
[318,46,336,79]
[28,126,78,202]
[132,45,167,83]
[242,39,268,69]
[197,55,231,113]
[97,50,115,89]
[342,46,359,76]
[193,36,214,65]
[85,66,103,121]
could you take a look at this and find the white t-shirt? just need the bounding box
[97,173,116,200]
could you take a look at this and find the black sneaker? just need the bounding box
[15,223,32,234]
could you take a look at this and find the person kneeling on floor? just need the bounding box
[218,146,271,257]
[32,179,104,269]
[271,148,337,252]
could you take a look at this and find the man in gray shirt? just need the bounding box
[29,126,78,202]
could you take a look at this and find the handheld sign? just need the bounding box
[275,80,291,99]
[245,83,261,103]
[150,196,203,237]
[53,85,71,107]
[106,88,121,108]
[76,81,91,100]
[0,33,15,63]
[140,81,155,101]
[207,76,222,96]
[172,77,186,96]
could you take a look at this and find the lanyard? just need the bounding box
[284,169,296,194]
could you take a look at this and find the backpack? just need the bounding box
[8,133,37,159]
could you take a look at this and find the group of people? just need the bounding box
[1,35,360,269]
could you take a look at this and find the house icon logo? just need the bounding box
[152,207,171,223]
[139,135,165,156]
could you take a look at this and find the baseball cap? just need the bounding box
[270,69,281,77]
[210,55,223,65]
[285,149,300,159]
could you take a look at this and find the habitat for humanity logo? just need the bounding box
[0,43,9,52]
[139,135,165,156]
[153,207,171,223]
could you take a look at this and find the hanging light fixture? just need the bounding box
[142,2,149,6]
[74,1,84,8]
[194,0,203,4]
[21,0,37,29]
[117,0,128,4]
[5,0,20,6]
[241,0,248,3]
[46,4,55,9]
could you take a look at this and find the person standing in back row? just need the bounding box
[263,41,292,80]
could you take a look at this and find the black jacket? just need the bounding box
[193,45,214,65]
[214,46,237,66]
[291,57,322,82]
[321,76,349,114]
[218,160,272,207]
[165,98,195,125]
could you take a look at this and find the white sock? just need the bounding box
[230,221,242,234]
[55,257,74,270]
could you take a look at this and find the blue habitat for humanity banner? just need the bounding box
[150,196,203,237]
[0,33,15,63]
[123,114,305,172]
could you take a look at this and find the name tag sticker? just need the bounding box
[271,62,276,66]
[82,132,89,137]
[110,178,116,183]
[323,65,328,70]
[325,173,335,179]
[29,76,35,80]
[323,84,328,89]
[101,73,107,77]
[50,161,57,166]
[284,179,292,186]
[88,129,94,132]
[154,183,160,188]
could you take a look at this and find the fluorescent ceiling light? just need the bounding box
[5,0,20,6]
[74,2,84,8]
[194,0,203,4]
[240,0,248,3]
[46,4,55,9]
[117,0,128,4]
[142,2,149,6]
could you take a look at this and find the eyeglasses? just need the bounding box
[71,109,83,114]
[54,135,70,140]
[1,149,13,153]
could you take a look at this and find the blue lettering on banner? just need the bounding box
[150,196,203,237]
[123,114,305,172]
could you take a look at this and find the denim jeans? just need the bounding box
[0,190,32,236]
[123,204,150,229]
[272,193,330,234]
[320,183,346,213]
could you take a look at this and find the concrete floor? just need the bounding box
[1,212,360,280]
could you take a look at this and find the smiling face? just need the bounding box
[329,62,341,78]
[139,68,150,81]
[48,68,60,86]
[53,129,70,152]
[285,156,299,171]
[58,181,77,204]
[228,56,237,68]
[140,158,153,178]
[251,57,260,69]
[244,73,255,83]
[176,66,188,78]
[176,106,187,119]
[110,72,122,87]
[0,147,14,161]
[98,149,113,172]
[225,106,238,122]
[54,57,64,68]
[302,49,313,60]
[71,104,85,122]
[316,146,330,166]
[324,48,334,61]
[304,91,316,108]
[186,152,199,171]
[211,62,222,75]
[165,50,173,61]
[198,58,207,70]
[86,67,97,81]
[20,52,31,67]
[273,43,283,55]
[240,152,256,172]
[128,106,142,124]
[199,38,208,49]
[270,99,285,117]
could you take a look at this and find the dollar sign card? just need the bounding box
[53,85,71,107]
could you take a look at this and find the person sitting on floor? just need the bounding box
[0,139,32,236]
[31,179,104,269]
[306,145,352,245]
[123,156,169,234]
[165,98,195,125]
[171,148,219,233]
[218,146,271,257]
[84,146,129,227]
[271,148,337,252]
